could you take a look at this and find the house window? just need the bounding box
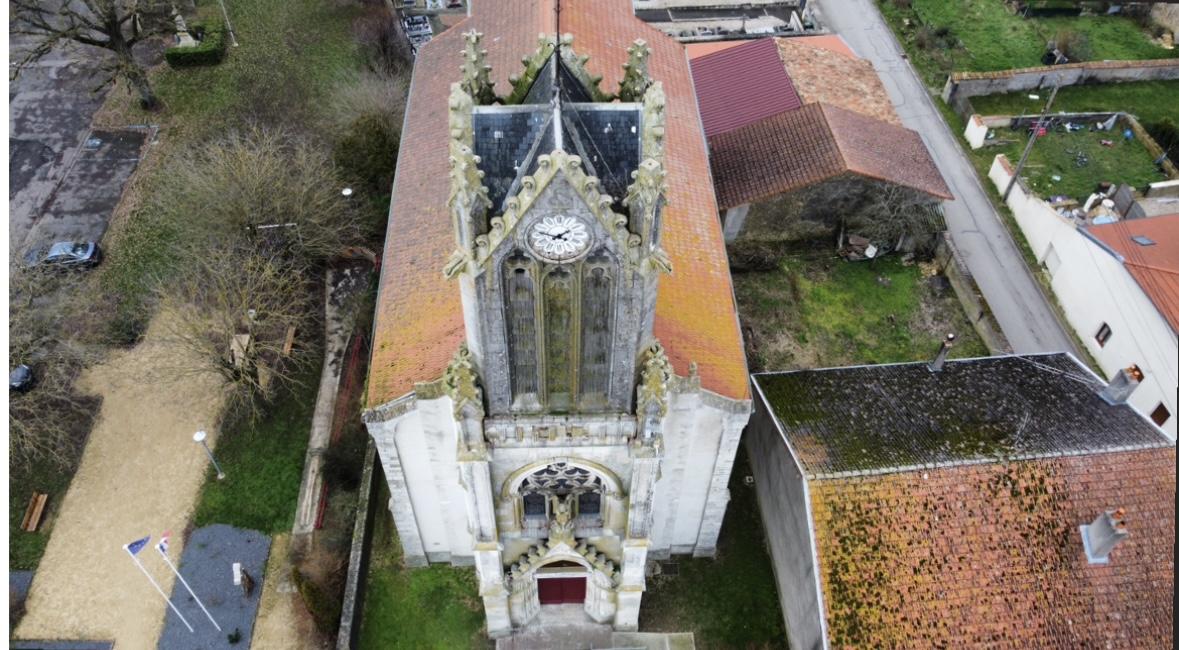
[1095,322,1112,347]
[1151,403,1171,427]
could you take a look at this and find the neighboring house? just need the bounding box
[748,353,1175,650]
[688,37,952,242]
[362,0,749,637]
[990,155,1177,439]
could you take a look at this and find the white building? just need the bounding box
[363,0,751,637]
[989,155,1177,439]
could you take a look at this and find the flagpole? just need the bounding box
[124,544,194,633]
[156,544,221,631]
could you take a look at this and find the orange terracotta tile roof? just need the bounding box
[774,37,901,126]
[708,102,952,210]
[685,35,856,60]
[1087,214,1179,334]
[810,447,1176,648]
[366,0,749,408]
[684,38,756,59]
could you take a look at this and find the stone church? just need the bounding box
[363,0,750,636]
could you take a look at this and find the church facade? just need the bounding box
[363,0,750,637]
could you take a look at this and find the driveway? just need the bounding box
[9,37,145,257]
[815,0,1080,356]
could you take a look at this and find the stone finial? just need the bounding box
[446,85,490,268]
[623,158,668,268]
[506,34,558,104]
[618,39,651,102]
[636,342,672,426]
[459,30,496,104]
[448,83,475,145]
[443,343,483,417]
[641,81,666,162]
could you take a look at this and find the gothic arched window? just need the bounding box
[504,254,539,405]
[579,254,613,408]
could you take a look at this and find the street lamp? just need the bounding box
[193,430,226,480]
[341,187,354,199]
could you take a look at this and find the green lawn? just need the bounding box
[191,367,319,533]
[733,252,989,372]
[641,446,787,649]
[984,125,1166,200]
[98,0,366,340]
[969,80,1179,124]
[9,457,77,570]
[152,0,363,138]
[358,482,485,650]
[878,0,1176,87]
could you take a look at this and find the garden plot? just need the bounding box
[986,125,1167,201]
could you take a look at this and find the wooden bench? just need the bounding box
[21,492,48,532]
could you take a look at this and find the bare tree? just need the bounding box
[152,242,319,420]
[8,267,100,469]
[150,128,363,264]
[12,0,174,109]
[845,183,944,251]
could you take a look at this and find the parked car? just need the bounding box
[10,365,34,392]
[24,241,102,269]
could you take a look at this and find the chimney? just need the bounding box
[1079,508,1129,564]
[927,333,955,372]
[1099,365,1143,405]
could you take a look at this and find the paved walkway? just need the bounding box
[157,525,271,650]
[815,0,1079,356]
[14,312,225,648]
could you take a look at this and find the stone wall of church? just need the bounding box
[649,384,750,557]
[366,396,477,566]
[367,383,750,567]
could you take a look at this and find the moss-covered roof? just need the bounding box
[754,353,1169,477]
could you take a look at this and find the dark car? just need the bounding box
[25,241,102,269]
[10,365,34,392]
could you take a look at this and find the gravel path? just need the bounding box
[15,312,226,647]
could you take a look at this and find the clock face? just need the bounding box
[527,215,591,262]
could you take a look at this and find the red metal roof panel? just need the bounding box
[689,37,802,138]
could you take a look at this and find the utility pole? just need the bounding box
[1003,80,1060,201]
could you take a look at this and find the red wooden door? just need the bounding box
[538,577,587,604]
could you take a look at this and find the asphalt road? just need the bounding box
[815,0,1080,356]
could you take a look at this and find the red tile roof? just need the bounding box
[1088,214,1179,333]
[774,37,901,126]
[708,102,952,210]
[685,36,856,61]
[810,447,1176,648]
[366,0,750,408]
[688,38,802,138]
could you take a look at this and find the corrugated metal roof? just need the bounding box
[689,37,801,137]
[1088,213,1179,334]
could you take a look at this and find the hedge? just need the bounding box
[164,23,228,68]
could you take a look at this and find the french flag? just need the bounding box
[157,531,171,555]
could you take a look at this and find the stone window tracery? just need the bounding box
[516,462,606,530]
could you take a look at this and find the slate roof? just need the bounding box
[809,447,1176,648]
[367,0,749,408]
[1087,213,1179,334]
[709,102,953,210]
[753,353,1170,478]
[689,37,802,137]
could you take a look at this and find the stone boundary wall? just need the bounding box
[987,154,1068,263]
[934,233,1012,355]
[335,440,380,650]
[941,58,1179,108]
